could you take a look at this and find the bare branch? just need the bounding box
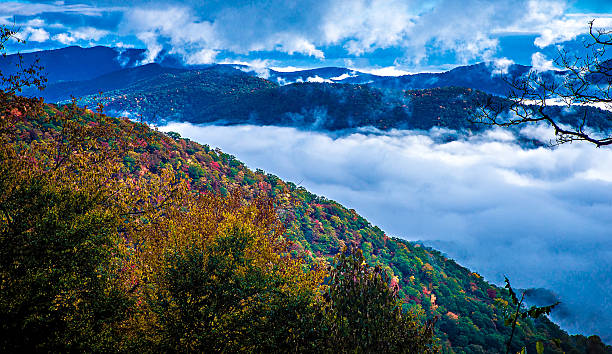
[474,21,612,147]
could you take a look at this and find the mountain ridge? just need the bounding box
[11,46,610,139]
[6,45,558,96]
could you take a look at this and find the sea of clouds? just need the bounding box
[160,122,612,342]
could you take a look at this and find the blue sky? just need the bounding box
[1,0,612,72]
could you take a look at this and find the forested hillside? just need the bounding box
[64,65,611,135]
[1,91,608,353]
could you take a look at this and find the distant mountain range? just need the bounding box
[6,46,611,137]
[5,46,562,94]
[8,46,552,96]
[266,63,541,96]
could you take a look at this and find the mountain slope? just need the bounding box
[6,97,610,353]
[24,63,188,102]
[69,65,610,135]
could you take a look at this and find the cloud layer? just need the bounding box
[160,122,612,341]
[117,0,612,65]
[3,0,612,69]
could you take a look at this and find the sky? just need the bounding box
[1,0,612,72]
[160,122,612,342]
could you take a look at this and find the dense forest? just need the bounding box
[1,90,609,353]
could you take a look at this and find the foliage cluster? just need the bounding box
[325,247,437,353]
[474,21,612,147]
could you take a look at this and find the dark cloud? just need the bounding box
[159,122,612,342]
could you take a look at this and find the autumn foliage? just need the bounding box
[0,83,438,352]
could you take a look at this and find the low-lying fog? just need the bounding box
[160,122,612,342]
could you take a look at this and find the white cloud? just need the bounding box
[52,32,75,45]
[115,0,591,67]
[114,41,134,49]
[220,59,274,79]
[25,18,44,27]
[330,72,357,81]
[22,27,49,42]
[123,6,218,64]
[51,27,109,45]
[399,0,507,64]
[533,17,587,48]
[270,66,315,72]
[493,1,612,48]
[302,75,331,83]
[357,66,413,76]
[283,37,325,59]
[490,57,515,75]
[184,48,218,64]
[531,51,555,72]
[322,0,416,55]
[0,1,124,16]
[9,0,600,68]
[122,4,328,63]
[526,0,567,24]
[72,27,109,41]
[5,0,612,68]
[136,31,162,64]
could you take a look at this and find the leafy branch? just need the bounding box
[503,277,559,354]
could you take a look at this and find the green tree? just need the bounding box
[0,169,132,351]
[0,25,136,351]
[0,25,46,94]
[323,246,438,353]
[502,277,559,354]
[127,193,327,352]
